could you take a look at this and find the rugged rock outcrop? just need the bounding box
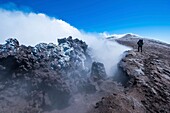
[0,37,108,113]
[90,62,107,82]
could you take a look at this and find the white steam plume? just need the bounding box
[0,9,130,76]
[0,9,82,45]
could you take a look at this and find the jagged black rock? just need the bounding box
[0,37,107,112]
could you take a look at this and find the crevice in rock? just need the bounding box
[113,66,131,87]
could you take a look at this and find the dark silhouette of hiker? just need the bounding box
[137,39,143,52]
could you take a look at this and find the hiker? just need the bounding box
[137,39,143,52]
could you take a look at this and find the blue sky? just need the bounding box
[0,0,170,43]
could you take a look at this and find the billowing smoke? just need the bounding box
[79,33,130,76]
[0,8,130,76]
[0,9,82,45]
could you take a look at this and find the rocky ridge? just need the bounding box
[90,37,170,113]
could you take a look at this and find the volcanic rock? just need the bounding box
[89,37,170,113]
[90,62,107,82]
[0,37,106,113]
